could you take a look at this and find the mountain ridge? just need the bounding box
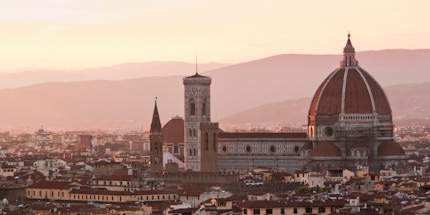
[0,49,429,130]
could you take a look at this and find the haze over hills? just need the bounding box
[219,82,430,127]
[0,49,429,130]
[0,62,229,90]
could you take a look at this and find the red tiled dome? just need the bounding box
[162,117,184,143]
[378,140,405,157]
[308,36,391,118]
[309,68,391,116]
[310,141,341,157]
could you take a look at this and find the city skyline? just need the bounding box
[0,0,429,72]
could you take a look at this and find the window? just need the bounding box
[281,208,284,214]
[190,99,195,116]
[253,209,260,215]
[246,145,251,153]
[354,151,358,157]
[202,102,206,115]
[319,207,325,213]
[293,208,298,214]
[305,207,312,213]
[266,209,273,214]
[270,146,275,153]
[204,132,209,150]
[244,209,247,214]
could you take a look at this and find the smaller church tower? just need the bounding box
[200,123,219,173]
[150,100,163,175]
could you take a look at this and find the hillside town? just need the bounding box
[0,0,429,211]
[0,122,428,215]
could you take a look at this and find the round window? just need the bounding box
[270,146,275,153]
[222,146,227,152]
[325,127,334,137]
[246,145,251,153]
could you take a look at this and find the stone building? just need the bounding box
[183,73,211,171]
[150,100,163,175]
[154,34,407,174]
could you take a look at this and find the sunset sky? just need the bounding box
[0,0,429,72]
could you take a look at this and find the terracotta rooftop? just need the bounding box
[310,141,341,157]
[378,140,406,157]
[300,141,313,150]
[239,200,288,209]
[27,181,72,189]
[218,132,307,139]
[93,175,132,181]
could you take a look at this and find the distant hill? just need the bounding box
[0,62,229,90]
[208,49,430,118]
[219,82,430,127]
[0,49,429,130]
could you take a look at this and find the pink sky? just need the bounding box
[0,0,429,72]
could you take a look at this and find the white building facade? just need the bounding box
[183,73,211,171]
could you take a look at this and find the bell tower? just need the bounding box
[150,99,163,175]
[183,71,211,171]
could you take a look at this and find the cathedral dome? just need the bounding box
[309,68,391,116]
[308,35,391,118]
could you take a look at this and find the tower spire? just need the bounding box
[340,32,358,67]
[195,55,198,75]
[150,98,162,133]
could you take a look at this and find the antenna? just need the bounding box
[196,55,198,75]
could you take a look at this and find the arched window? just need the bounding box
[193,128,196,137]
[204,132,209,150]
[189,128,192,137]
[193,148,197,156]
[202,100,207,115]
[202,103,206,115]
[189,99,195,116]
[353,151,357,157]
[213,132,217,151]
